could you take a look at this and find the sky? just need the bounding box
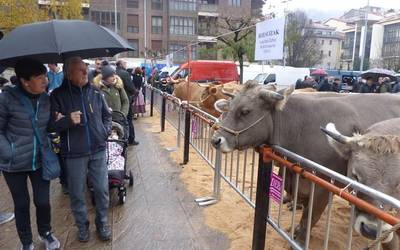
[263,0,400,21]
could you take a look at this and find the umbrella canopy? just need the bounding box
[310,68,328,76]
[0,19,134,67]
[360,68,397,81]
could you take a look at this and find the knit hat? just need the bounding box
[101,65,115,79]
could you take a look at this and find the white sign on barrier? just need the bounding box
[255,18,285,61]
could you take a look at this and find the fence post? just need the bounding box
[182,108,191,165]
[213,148,222,200]
[252,149,273,250]
[161,95,166,132]
[150,88,154,117]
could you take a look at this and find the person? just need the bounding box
[88,58,102,84]
[93,65,129,117]
[132,67,146,117]
[331,77,341,92]
[392,77,400,93]
[50,57,112,243]
[359,77,377,93]
[316,76,332,91]
[376,76,391,93]
[0,58,60,250]
[47,63,63,93]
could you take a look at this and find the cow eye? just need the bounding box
[241,109,250,116]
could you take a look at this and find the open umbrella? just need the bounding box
[360,68,397,81]
[310,68,328,76]
[0,20,134,67]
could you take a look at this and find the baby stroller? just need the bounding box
[90,111,134,205]
[107,111,134,204]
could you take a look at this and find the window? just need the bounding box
[90,11,120,30]
[329,40,332,45]
[320,50,323,56]
[314,40,317,44]
[127,0,139,8]
[169,16,195,35]
[328,51,331,57]
[128,39,139,57]
[169,43,196,61]
[152,0,163,10]
[127,14,139,33]
[228,0,241,6]
[169,0,196,11]
[152,16,162,34]
[152,40,163,51]
[321,40,324,45]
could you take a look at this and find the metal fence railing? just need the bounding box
[144,84,400,250]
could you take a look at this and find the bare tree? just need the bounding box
[285,11,323,67]
[217,17,255,84]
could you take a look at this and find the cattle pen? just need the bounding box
[145,84,400,250]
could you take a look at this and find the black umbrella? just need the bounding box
[0,19,134,67]
[360,68,397,81]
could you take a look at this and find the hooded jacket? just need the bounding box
[50,79,112,158]
[0,85,50,172]
[92,74,129,117]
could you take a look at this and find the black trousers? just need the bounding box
[127,96,136,143]
[3,167,51,245]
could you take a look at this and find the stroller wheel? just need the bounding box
[129,170,134,186]
[118,191,126,205]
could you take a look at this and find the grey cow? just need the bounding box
[211,81,400,245]
[322,118,400,250]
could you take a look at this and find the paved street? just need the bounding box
[0,117,229,250]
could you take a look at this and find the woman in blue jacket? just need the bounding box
[0,58,60,250]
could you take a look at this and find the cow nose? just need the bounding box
[211,137,222,148]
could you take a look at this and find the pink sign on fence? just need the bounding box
[269,172,283,204]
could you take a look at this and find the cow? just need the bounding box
[210,81,400,245]
[322,119,400,250]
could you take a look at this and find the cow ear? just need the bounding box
[275,85,295,111]
[214,99,230,113]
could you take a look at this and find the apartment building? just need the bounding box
[308,22,344,69]
[87,0,253,62]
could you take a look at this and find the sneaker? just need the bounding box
[96,224,111,241]
[21,243,34,250]
[128,141,139,146]
[77,224,90,242]
[0,212,14,225]
[39,232,60,250]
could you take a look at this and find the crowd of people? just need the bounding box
[295,74,400,94]
[0,57,146,250]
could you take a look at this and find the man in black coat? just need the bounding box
[116,59,138,145]
[50,57,112,242]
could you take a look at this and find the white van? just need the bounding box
[253,66,310,89]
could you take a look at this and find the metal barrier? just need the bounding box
[253,145,400,250]
[144,85,400,250]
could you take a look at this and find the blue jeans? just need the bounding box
[65,150,109,229]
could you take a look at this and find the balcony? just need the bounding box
[38,0,90,8]
[198,4,218,13]
[198,27,218,37]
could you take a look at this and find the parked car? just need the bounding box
[170,60,239,83]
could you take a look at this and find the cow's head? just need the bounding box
[322,123,400,243]
[211,81,294,152]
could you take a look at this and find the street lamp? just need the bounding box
[359,0,370,71]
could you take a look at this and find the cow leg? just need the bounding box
[294,188,329,245]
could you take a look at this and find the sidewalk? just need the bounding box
[0,115,229,250]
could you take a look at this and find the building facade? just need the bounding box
[309,22,344,69]
[87,0,253,62]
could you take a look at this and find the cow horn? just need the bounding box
[221,88,236,99]
[259,89,284,101]
[320,123,353,144]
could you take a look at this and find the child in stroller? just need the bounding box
[90,112,133,205]
[106,119,134,204]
